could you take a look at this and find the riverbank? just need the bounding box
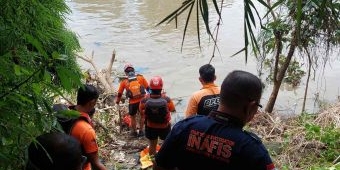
[91,100,339,169]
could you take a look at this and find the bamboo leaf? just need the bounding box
[56,67,72,91]
[44,71,52,83]
[246,16,260,57]
[52,51,68,61]
[32,83,41,95]
[181,1,195,51]
[196,0,201,48]
[42,98,52,114]
[156,0,193,26]
[263,0,284,18]
[296,0,302,41]
[166,1,195,25]
[212,0,221,17]
[157,7,182,26]
[24,34,48,59]
[247,0,264,28]
[46,83,73,104]
[14,65,22,76]
[255,0,270,9]
[245,3,256,27]
[243,16,249,61]
[231,47,246,57]
[15,93,34,105]
[199,0,212,37]
[57,109,80,118]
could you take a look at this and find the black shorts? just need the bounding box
[145,125,171,140]
[128,102,140,116]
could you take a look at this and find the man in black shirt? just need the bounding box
[154,70,276,170]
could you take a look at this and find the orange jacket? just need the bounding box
[70,112,98,170]
[116,74,149,104]
[139,94,175,128]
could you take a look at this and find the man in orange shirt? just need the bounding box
[185,64,220,118]
[116,63,149,137]
[71,84,107,170]
[139,76,176,156]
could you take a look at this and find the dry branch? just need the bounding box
[77,50,116,94]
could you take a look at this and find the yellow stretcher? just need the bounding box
[139,145,161,169]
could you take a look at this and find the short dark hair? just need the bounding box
[26,132,82,170]
[150,89,162,95]
[219,70,264,108]
[199,64,215,83]
[77,84,99,105]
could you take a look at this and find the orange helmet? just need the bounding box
[150,76,163,90]
[124,63,134,72]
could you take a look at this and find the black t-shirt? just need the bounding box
[197,94,219,115]
[155,111,276,170]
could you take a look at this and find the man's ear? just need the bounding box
[248,101,259,114]
[87,99,97,107]
[92,99,97,104]
[243,101,255,115]
[244,101,257,123]
[199,77,204,83]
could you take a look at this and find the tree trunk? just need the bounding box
[265,30,297,113]
[265,81,281,113]
[301,49,312,113]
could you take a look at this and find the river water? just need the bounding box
[66,0,340,115]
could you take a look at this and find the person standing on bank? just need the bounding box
[71,84,107,170]
[185,64,220,118]
[115,63,149,137]
[154,70,276,170]
[139,76,176,156]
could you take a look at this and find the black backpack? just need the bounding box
[144,96,169,124]
[53,104,90,134]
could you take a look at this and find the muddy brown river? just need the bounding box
[66,0,340,115]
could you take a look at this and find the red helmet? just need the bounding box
[124,63,134,72]
[150,76,163,90]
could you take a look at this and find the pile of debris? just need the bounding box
[248,105,340,169]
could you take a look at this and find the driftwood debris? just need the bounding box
[77,50,116,95]
[77,50,119,109]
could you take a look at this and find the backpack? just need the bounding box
[144,96,169,123]
[53,104,90,134]
[125,73,146,99]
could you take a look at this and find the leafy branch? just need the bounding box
[157,0,271,62]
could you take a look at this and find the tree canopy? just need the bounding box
[0,0,83,168]
[158,0,340,113]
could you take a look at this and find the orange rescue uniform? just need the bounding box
[116,74,149,104]
[70,112,98,170]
